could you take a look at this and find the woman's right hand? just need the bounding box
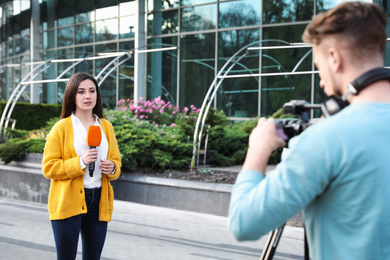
[81,149,98,165]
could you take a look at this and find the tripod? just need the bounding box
[259,224,285,260]
[259,223,309,260]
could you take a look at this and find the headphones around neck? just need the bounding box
[321,67,390,117]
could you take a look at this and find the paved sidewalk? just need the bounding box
[0,197,304,259]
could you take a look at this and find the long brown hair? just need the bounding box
[61,72,104,119]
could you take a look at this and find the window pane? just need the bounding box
[76,12,95,23]
[58,0,74,27]
[75,23,94,44]
[96,18,118,41]
[180,33,215,108]
[181,4,216,32]
[21,1,30,12]
[148,10,178,36]
[41,0,56,30]
[219,0,260,29]
[75,45,93,74]
[96,42,118,108]
[148,0,179,11]
[75,0,95,23]
[181,0,214,6]
[96,6,118,20]
[120,16,136,39]
[261,25,312,115]
[119,40,135,51]
[43,30,56,49]
[317,0,339,12]
[217,28,260,117]
[263,0,313,24]
[119,41,135,101]
[20,36,29,54]
[58,26,74,47]
[147,37,178,104]
[120,1,137,16]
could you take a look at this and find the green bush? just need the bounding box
[0,101,62,131]
[0,98,291,169]
[114,121,192,171]
[0,138,46,164]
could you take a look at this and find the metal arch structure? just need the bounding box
[0,44,178,138]
[190,40,316,171]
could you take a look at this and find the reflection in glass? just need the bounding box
[263,0,313,24]
[181,4,216,32]
[96,6,118,20]
[14,39,20,55]
[76,12,95,23]
[261,24,313,115]
[148,0,179,11]
[58,26,74,47]
[217,29,260,117]
[181,0,213,6]
[148,10,178,36]
[43,30,56,49]
[58,0,75,27]
[96,19,118,41]
[317,0,338,12]
[147,37,178,104]
[95,43,118,108]
[74,46,94,79]
[75,0,95,23]
[180,33,215,108]
[120,2,137,16]
[219,0,260,29]
[120,16,137,39]
[119,41,135,101]
[75,23,94,44]
[21,37,29,54]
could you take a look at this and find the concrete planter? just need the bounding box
[0,153,303,226]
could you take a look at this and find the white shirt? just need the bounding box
[71,113,109,188]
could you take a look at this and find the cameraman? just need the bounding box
[228,2,390,259]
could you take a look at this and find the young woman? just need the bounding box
[42,72,121,260]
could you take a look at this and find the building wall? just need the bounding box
[0,0,385,118]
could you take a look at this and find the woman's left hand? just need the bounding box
[99,159,115,175]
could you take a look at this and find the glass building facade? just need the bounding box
[0,0,388,118]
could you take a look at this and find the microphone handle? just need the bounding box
[89,146,96,177]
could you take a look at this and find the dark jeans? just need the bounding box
[51,187,107,260]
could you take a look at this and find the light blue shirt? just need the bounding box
[228,102,390,259]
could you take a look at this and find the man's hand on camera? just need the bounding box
[242,118,286,175]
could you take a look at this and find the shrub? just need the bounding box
[114,121,192,171]
[0,101,62,131]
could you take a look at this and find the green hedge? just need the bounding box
[0,101,62,130]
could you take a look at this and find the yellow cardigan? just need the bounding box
[42,116,121,221]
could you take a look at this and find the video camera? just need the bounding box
[277,100,322,142]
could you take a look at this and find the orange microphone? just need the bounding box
[86,125,102,177]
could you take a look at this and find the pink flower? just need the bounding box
[159,109,164,113]
[140,115,145,119]
[123,107,127,111]
[172,111,176,114]
[183,107,189,112]
[170,123,177,127]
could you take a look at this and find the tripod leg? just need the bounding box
[259,224,285,260]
